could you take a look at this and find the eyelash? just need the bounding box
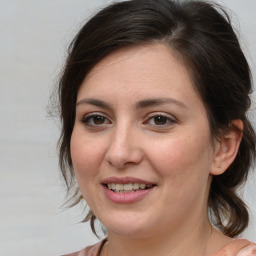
[81,113,111,127]
[145,113,177,127]
[81,113,177,128]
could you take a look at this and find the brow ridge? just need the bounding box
[135,98,188,109]
[76,97,187,110]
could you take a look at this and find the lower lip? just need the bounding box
[103,185,155,204]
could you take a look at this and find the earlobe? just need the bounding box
[210,119,243,176]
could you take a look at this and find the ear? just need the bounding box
[210,119,243,176]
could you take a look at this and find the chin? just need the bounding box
[108,225,154,239]
[99,213,159,238]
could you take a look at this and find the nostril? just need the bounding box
[105,149,144,168]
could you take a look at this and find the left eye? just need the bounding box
[147,114,175,126]
[81,114,111,126]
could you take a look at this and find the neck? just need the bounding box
[106,218,212,256]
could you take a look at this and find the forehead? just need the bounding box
[78,44,202,109]
[85,44,188,81]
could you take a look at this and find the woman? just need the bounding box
[56,0,256,255]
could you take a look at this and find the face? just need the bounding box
[71,44,217,238]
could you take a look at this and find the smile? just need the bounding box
[102,177,156,203]
[106,183,154,193]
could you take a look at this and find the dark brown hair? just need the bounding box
[56,0,256,237]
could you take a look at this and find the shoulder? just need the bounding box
[213,239,256,256]
[61,240,106,256]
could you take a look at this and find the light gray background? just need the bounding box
[0,1,255,255]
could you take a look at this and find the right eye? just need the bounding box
[81,114,111,127]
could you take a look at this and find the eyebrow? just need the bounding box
[76,97,188,110]
[135,98,188,109]
[76,98,112,109]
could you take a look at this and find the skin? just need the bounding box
[70,44,242,256]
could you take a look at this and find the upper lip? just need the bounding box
[102,176,156,185]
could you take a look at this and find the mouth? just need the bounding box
[104,183,155,193]
[102,176,157,193]
[102,177,156,203]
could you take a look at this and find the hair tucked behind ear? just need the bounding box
[208,119,255,237]
[55,0,256,237]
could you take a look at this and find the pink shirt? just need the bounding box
[63,239,256,256]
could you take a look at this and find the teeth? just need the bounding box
[133,183,139,189]
[106,183,153,192]
[124,183,133,190]
[116,184,124,190]
[139,184,146,189]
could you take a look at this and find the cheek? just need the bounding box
[70,129,104,179]
[150,133,212,213]
[148,131,213,184]
[70,130,105,205]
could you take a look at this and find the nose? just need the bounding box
[105,125,143,169]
